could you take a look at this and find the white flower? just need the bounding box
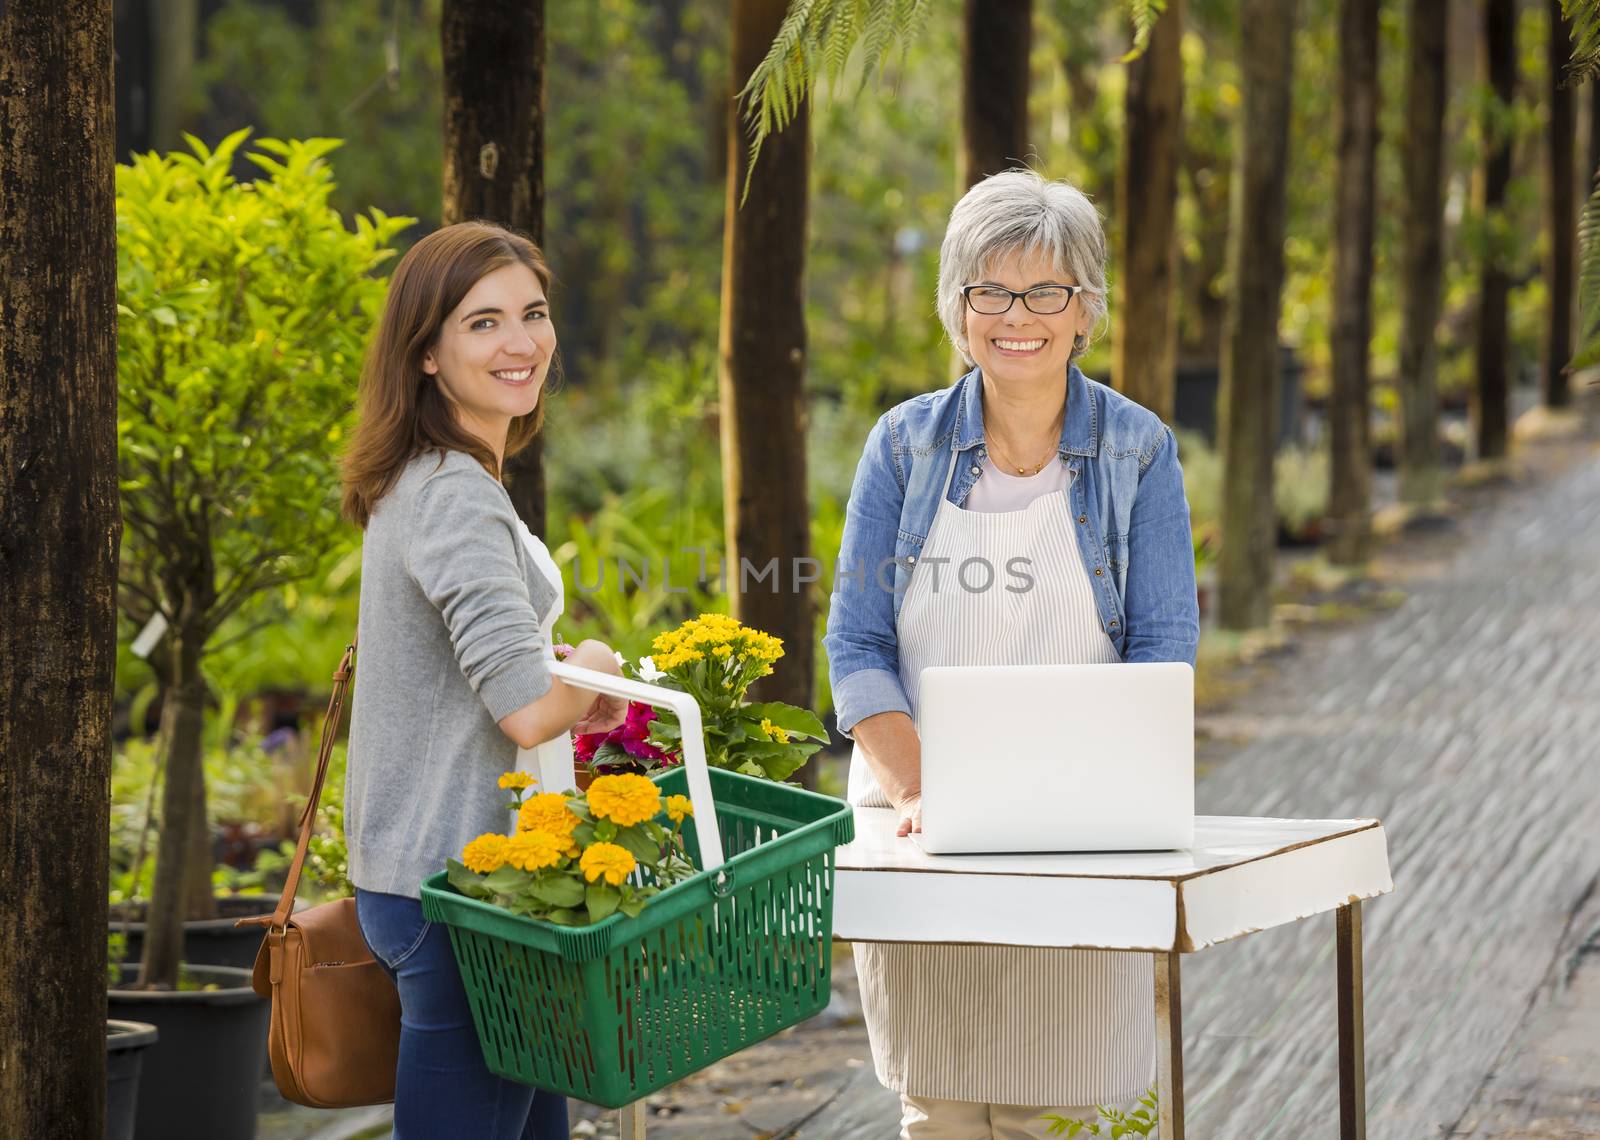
[636,656,666,682]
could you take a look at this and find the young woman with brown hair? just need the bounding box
[341,221,625,1137]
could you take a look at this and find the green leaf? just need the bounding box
[445,859,493,900]
[584,881,621,923]
[742,701,828,741]
[613,826,660,866]
[545,907,580,926]
[593,819,618,843]
[618,896,645,918]
[480,865,526,895]
[649,719,683,741]
[525,875,585,908]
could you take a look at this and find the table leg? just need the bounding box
[1154,951,1185,1140]
[1336,901,1366,1139]
[619,1101,647,1139]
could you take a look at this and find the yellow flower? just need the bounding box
[651,614,786,677]
[497,771,537,791]
[759,718,790,744]
[586,773,662,828]
[665,794,694,824]
[580,842,637,886]
[504,829,565,872]
[461,833,509,874]
[518,793,579,839]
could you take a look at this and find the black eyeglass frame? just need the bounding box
[960,283,1083,316]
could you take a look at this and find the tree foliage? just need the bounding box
[1565,0,1600,371]
[116,129,412,644]
[1560,0,1600,87]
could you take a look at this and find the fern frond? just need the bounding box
[856,0,900,83]
[738,0,933,201]
[900,0,933,48]
[1569,161,1600,369]
[1119,0,1168,64]
[1561,0,1600,88]
[817,0,859,86]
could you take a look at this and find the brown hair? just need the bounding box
[341,221,554,528]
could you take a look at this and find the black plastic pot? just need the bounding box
[111,894,285,970]
[107,964,270,1140]
[107,1020,159,1140]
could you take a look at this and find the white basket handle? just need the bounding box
[548,661,725,873]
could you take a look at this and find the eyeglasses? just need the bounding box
[961,283,1082,316]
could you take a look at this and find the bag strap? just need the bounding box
[240,634,358,933]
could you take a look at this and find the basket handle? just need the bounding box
[548,661,724,873]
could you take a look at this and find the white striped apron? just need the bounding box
[848,448,1156,1107]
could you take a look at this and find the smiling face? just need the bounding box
[422,262,557,453]
[964,246,1092,391]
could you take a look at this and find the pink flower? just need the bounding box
[572,701,679,769]
[619,703,676,764]
[573,728,603,763]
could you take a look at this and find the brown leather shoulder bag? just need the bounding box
[237,637,401,1108]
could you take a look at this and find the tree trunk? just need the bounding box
[148,0,199,152]
[1590,78,1600,193]
[961,0,1032,190]
[137,621,210,988]
[1398,0,1449,504]
[1217,0,1298,631]
[441,0,548,535]
[0,1,119,1131]
[1474,0,1515,461]
[1543,0,1576,409]
[1113,0,1185,423]
[182,752,216,917]
[1325,0,1380,567]
[721,0,815,781]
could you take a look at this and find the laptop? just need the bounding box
[913,662,1195,854]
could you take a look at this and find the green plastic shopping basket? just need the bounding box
[419,663,855,1109]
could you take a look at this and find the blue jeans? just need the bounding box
[355,889,569,1139]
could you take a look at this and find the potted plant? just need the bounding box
[573,614,828,784]
[114,129,408,991]
[109,731,313,971]
[106,1020,160,1140]
[106,932,160,1140]
[109,131,408,1138]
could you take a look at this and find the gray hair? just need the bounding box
[937,170,1110,365]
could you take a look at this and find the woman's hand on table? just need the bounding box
[852,711,924,837]
[895,792,923,837]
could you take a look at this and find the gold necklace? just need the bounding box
[986,415,1064,476]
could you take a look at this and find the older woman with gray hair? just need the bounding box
[823,170,1200,1137]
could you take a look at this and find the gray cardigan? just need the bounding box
[345,449,558,898]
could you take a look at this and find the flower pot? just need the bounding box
[111,894,292,970]
[108,964,270,1140]
[107,1019,159,1140]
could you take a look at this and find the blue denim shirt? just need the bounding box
[823,365,1200,735]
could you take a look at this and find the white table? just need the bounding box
[832,812,1395,1139]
